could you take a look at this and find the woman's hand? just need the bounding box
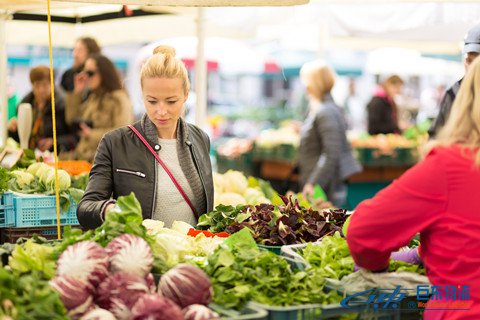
[79,122,92,138]
[73,72,88,94]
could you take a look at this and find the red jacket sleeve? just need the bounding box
[346,149,448,271]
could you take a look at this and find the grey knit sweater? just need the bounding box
[141,115,206,224]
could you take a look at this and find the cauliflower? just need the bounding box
[215,192,245,207]
[10,170,35,188]
[212,172,226,193]
[221,170,248,195]
[244,187,271,205]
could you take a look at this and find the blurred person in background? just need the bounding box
[417,83,446,124]
[77,46,213,229]
[298,60,361,207]
[66,54,133,161]
[347,56,480,320]
[60,37,101,93]
[7,66,74,152]
[366,74,404,135]
[343,77,366,132]
[429,22,480,138]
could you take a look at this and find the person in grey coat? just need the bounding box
[298,60,362,207]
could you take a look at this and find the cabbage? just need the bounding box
[158,263,212,308]
[222,170,248,194]
[183,304,221,320]
[26,162,44,176]
[96,272,150,320]
[142,219,165,234]
[10,170,35,188]
[151,231,194,267]
[216,192,245,207]
[130,294,183,320]
[46,169,71,191]
[49,276,94,312]
[37,164,54,184]
[56,241,109,286]
[79,308,116,320]
[171,220,194,234]
[106,234,153,278]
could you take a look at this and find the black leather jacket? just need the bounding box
[77,119,214,229]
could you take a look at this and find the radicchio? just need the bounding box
[158,263,212,308]
[56,241,109,286]
[130,294,183,320]
[145,273,157,293]
[49,276,94,312]
[79,308,116,320]
[106,234,153,277]
[96,272,150,320]
[183,304,221,320]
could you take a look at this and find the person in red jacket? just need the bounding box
[346,58,480,319]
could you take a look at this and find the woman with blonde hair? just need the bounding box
[77,46,214,230]
[298,60,361,207]
[347,59,480,319]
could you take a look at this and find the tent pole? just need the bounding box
[194,7,207,129]
[0,12,9,146]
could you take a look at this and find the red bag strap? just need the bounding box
[128,125,198,219]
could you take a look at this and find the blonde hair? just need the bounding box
[300,60,335,102]
[140,45,190,94]
[430,57,480,166]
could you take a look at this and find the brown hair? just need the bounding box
[88,54,123,92]
[29,66,50,84]
[140,45,190,94]
[383,75,404,86]
[78,37,101,55]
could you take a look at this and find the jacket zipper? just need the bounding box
[189,143,209,214]
[115,168,146,178]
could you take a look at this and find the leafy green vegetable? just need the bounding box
[0,268,68,319]
[301,232,354,280]
[388,260,425,275]
[8,239,56,279]
[0,167,10,194]
[197,204,245,233]
[71,172,89,190]
[204,229,343,310]
[225,196,348,245]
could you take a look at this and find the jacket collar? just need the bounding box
[140,114,190,146]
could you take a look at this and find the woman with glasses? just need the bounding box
[66,54,133,161]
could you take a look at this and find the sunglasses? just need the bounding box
[84,69,98,78]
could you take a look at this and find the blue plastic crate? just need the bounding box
[0,193,15,227]
[8,194,79,227]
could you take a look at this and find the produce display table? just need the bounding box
[347,165,413,209]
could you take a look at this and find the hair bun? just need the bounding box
[153,45,176,57]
